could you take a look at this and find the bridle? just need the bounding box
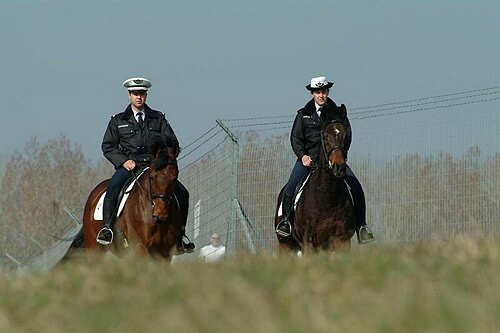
[149,165,176,202]
[132,159,178,223]
[318,121,347,170]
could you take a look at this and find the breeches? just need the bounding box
[105,167,133,201]
[284,161,310,197]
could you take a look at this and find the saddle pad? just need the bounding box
[293,173,312,208]
[277,175,353,217]
[93,168,148,221]
[277,173,311,217]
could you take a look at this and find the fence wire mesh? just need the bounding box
[179,88,500,256]
[0,207,81,273]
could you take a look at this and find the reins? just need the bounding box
[131,159,178,211]
[131,168,148,194]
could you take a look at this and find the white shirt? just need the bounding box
[315,103,322,117]
[199,244,226,263]
[133,109,145,123]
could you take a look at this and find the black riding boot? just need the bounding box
[346,174,375,244]
[352,199,374,244]
[276,193,293,237]
[177,208,195,254]
[96,198,115,245]
[175,181,195,254]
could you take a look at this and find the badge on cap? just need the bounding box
[123,77,152,91]
[306,76,334,91]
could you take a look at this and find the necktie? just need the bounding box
[317,107,322,117]
[137,112,144,127]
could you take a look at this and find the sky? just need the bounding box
[1,0,499,161]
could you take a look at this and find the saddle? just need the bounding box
[277,171,312,222]
[278,169,354,223]
[93,168,149,221]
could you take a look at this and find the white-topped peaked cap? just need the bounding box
[305,76,334,91]
[123,77,152,91]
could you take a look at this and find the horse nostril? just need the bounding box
[333,163,346,178]
[152,215,169,223]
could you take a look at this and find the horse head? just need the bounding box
[149,141,179,223]
[320,105,350,178]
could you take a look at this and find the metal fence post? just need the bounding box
[215,119,241,254]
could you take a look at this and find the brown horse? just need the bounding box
[77,143,185,258]
[275,109,356,254]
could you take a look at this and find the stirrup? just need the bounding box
[177,235,195,254]
[96,227,114,246]
[357,225,375,244]
[276,219,292,238]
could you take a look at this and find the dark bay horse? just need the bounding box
[275,109,356,254]
[79,143,185,258]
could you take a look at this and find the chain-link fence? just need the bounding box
[179,87,500,256]
[0,207,81,274]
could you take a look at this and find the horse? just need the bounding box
[275,108,356,254]
[74,142,185,258]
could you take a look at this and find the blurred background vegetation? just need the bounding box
[0,136,112,266]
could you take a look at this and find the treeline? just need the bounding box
[0,136,112,264]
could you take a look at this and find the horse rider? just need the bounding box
[96,77,195,253]
[276,76,375,244]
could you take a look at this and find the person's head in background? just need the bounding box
[210,233,220,247]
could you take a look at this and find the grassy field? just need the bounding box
[0,236,498,333]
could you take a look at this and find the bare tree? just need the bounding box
[0,135,112,261]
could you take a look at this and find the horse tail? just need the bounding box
[69,227,85,248]
[49,226,85,248]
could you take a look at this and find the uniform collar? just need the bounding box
[121,104,159,120]
[302,98,338,116]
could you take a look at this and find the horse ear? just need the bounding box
[151,141,162,158]
[149,134,166,156]
[340,104,347,118]
[170,145,180,158]
[165,137,176,148]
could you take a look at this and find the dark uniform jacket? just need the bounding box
[102,104,178,169]
[290,98,352,163]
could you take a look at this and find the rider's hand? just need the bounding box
[123,160,136,171]
[301,155,312,167]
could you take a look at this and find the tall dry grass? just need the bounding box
[0,236,498,333]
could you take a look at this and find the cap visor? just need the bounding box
[127,87,148,91]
